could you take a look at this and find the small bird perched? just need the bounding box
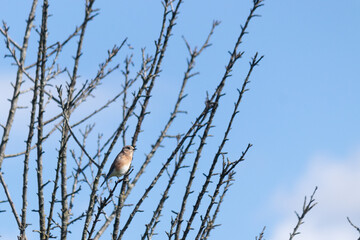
[100,145,135,187]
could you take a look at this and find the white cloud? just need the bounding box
[271,149,360,240]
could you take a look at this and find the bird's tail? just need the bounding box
[100,176,107,187]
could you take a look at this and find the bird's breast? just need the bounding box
[114,162,131,176]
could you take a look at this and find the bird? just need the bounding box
[100,145,135,187]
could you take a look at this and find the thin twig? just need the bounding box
[289,187,318,240]
[255,227,266,240]
[0,172,22,228]
[347,217,360,240]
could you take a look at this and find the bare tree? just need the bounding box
[0,0,320,239]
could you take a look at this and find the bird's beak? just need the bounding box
[133,146,137,151]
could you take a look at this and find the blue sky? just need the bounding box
[1,0,360,239]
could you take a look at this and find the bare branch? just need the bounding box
[347,217,360,240]
[87,179,123,240]
[20,2,40,239]
[179,0,265,236]
[143,139,193,240]
[0,172,22,229]
[34,1,49,238]
[256,227,266,240]
[289,187,318,240]
[0,0,38,169]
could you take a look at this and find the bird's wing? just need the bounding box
[106,160,116,179]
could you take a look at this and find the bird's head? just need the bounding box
[122,145,136,155]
